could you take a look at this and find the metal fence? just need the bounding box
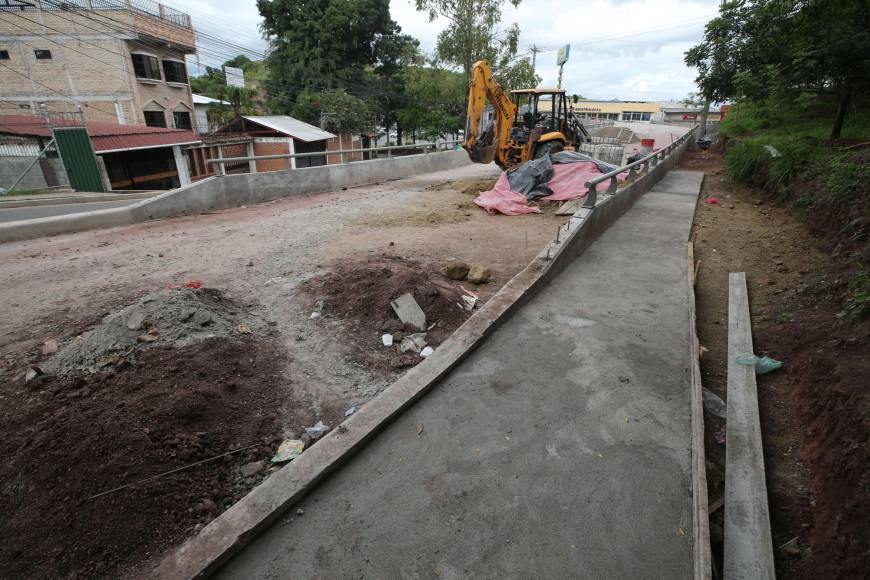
[2,0,191,28]
[581,125,698,208]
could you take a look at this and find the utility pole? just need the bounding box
[530,44,541,79]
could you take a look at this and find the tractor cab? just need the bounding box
[505,89,590,165]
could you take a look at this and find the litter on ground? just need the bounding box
[304,421,330,439]
[271,439,305,463]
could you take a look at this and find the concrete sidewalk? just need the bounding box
[215,171,704,579]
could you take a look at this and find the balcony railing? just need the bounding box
[1,0,191,29]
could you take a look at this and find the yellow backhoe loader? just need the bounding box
[462,60,590,170]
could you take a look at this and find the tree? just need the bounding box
[258,0,400,112]
[293,89,375,134]
[396,64,466,140]
[686,0,870,138]
[414,0,536,87]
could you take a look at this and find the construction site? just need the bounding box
[2,0,869,579]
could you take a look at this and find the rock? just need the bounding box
[781,537,801,556]
[296,507,305,516]
[444,261,470,280]
[25,365,44,383]
[196,499,218,514]
[702,388,727,419]
[42,340,58,355]
[467,265,491,284]
[137,333,158,343]
[126,310,146,331]
[239,461,265,478]
[381,319,403,334]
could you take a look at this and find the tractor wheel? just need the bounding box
[534,140,564,159]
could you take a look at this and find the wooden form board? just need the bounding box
[724,272,776,579]
[688,242,713,580]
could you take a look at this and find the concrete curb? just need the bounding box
[155,132,697,579]
[724,272,776,579]
[0,206,135,242]
[0,150,470,244]
[0,191,157,209]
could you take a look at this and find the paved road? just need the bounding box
[0,199,137,223]
[215,171,704,578]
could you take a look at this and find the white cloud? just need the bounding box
[179,0,718,99]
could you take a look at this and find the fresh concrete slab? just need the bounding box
[724,272,776,580]
[209,171,702,579]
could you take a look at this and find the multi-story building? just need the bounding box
[0,0,196,130]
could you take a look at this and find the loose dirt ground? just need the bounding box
[0,163,569,579]
[683,149,868,578]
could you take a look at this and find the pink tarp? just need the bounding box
[474,161,627,215]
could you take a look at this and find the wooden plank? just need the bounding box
[688,243,713,580]
[724,272,776,580]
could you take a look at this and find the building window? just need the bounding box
[143,110,166,127]
[34,49,52,60]
[622,111,652,122]
[131,53,161,81]
[162,60,188,84]
[0,50,9,60]
[173,111,192,130]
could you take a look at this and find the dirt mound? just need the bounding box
[44,287,257,375]
[0,337,298,580]
[445,179,498,196]
[756,299,870,579]
[301,256,475,370]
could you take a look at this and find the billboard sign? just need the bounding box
[224,66,245,88]
[556,44,570,66]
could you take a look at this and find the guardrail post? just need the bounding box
[582,183,598,209]
[627,166,637,184]
[388,148,393,159]
[340,151,346,165]
[607,175,618,194]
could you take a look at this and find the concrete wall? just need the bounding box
[0,157,68,190]
[129,149,471,222]
[0,149,471,243]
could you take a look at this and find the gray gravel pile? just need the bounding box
[45,287,256,375]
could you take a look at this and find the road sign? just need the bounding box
[224,66,245,88]
[556,44,570,66]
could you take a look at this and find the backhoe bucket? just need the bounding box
[466,143,497,164]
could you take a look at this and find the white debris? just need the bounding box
[420,346,434,357]
[381,333,394,347]
[399,332,427,353]
[304,421,330,439]
[344,406,357,417]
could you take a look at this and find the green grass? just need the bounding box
[845,267,870,319]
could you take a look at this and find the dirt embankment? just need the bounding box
[684,148,869,579]
[0,289,317,580]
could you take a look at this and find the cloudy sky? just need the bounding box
[184,0,720,101]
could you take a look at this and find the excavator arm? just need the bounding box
[463,60,517,167]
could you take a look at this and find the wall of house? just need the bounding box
[252,138,292,173]
[126,40,194,129]
[326,134,363,165]
[0,7,193,126]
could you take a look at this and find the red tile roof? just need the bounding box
[0,115,199,153]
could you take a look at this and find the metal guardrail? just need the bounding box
[582,125,698,209]
[205,140,463,174]
[5,0,192,29]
